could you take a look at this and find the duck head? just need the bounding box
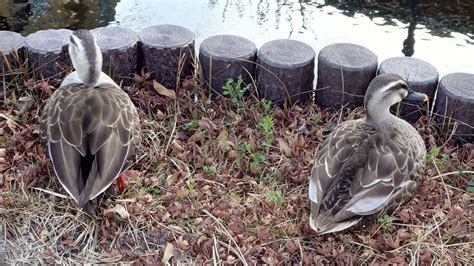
[364,73,428,125]
[68,29,102,87]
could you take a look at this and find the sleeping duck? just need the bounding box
[309,73,428,234]
[41,29,141,213]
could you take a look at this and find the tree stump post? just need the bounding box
[378,57,439,122]
[91,27,139,83]
[199,34,257,95]
[316,43,378,109]
[434,73,474,142]
[138,24,195,90]
[256,39,315,105]
[25,29,72,80]
[0,31,26,78]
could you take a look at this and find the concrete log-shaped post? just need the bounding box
[92,27,138,81]
[257,39,315,105]
[316,43,378,108]
[434,73,474,142]
[378,57,439,122]
[138,24,195,90]
[199,34,257,95]
[0,31,26,76]
[25,29,72,79]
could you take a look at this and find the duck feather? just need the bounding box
[41,83,140,206]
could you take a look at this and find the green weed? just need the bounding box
[378,214,395,229]
[265,191,283,207]
[222,75,249,108]
[258,115,274,146]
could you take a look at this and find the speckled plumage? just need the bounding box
[309,73,427,234]
[40,29,141,212]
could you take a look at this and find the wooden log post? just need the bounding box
[378,57,439,122]
[316,43,378,109]
[91,27,139,82]
[434,73,474,142]
[0,31,26,77]
[256,39,315,105]
[25,29,72,80]
[138,24,195,90]
[199,34,257,95]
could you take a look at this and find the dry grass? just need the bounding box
[0,63,473,264]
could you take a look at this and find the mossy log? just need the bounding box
[25,29,72,80]
[199,34,257,95]
[92,26,139,82]
[138,24,195,90]
[434,73,474,142]
[256,39,315,105]
[316,43,378,109]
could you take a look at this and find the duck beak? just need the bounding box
[404,89,429,102]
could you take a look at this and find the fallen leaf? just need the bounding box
[278,138,291,157]
[162,242,175,263]
[166,172,180,187]
[153,80,176,100]
[104,204,130,219]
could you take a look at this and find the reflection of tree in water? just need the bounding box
[0,1,32,33]
[323,0,473,40]
[210,0,472,41]
[0,0,118,35]
[402,0,421,57]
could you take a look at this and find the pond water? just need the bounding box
[1,0,473,75]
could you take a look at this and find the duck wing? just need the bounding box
[43,83,140,207]
[309,123,416,234]
[309,121,369,207]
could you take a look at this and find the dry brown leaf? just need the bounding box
[153,80,176,99]
[166,172,180,187]
[104,204,130,219]
[278,138,291,157]
[162,242,175,263]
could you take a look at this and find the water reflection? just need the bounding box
[0,0,118,34]
[0,0,472,74]
[401,0,420,57]
[322,0,474,40]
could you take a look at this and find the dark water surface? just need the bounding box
[1,0,473,75]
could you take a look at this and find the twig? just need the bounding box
[203,209,248,266]
[31,187,70,199]
[431,158,451,207]
[429,170,474,180]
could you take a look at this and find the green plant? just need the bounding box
[203,165,217,176]
[378,214,395,229]
[183,119,199,132]
[222,75,249,108]
[265,191,283,207]
[250,152,266,172]
[260,99,273,114]
[258,115,274,146]
[187,180,197,194]
[310,113,319,127]
[466,180,474,193]
[426,146,448,172]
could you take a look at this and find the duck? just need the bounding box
[309,73,428,234]
[41,29,141,213]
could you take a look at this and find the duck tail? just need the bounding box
[310,202,363,234]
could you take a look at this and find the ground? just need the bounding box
[0,69,472,264]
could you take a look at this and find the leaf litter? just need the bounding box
[0,71,472,264]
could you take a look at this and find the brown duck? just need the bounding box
[41,29,141,213]
[309,73,428,234]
